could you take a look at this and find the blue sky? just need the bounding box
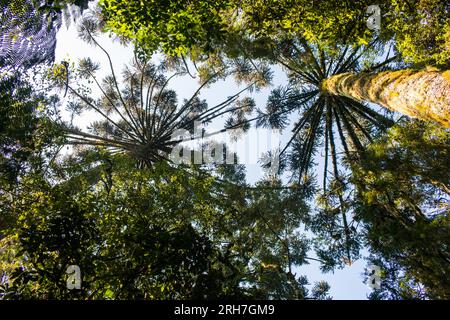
[54,20,372,300]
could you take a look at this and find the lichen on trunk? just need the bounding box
[321,69,450,128]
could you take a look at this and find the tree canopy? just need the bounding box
[99,0,449,66]
[0,0,449,301]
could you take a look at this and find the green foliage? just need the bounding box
[0,153,330,299]
[0,71,63,261]
[99,0,449,66]
[239,0,449,66]
[239,0,371,47]
[0,71,59,188]
[383,0,449,67]
[351,119,450,299]
[2,0,449,301]
[100,0,232,56]
[0,0,91,68]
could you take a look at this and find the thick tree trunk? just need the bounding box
[321,69,450,128]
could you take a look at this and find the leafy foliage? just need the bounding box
[1,0,449,301]
[0,71,59,189]
[0,155,331,299]
[351,119,450,299]
[100,0,232,57]
[99,0,449,66]
[383,0,449,67]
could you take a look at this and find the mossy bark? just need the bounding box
[322,69,450,128]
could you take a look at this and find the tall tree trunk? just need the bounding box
[321,69,450,128]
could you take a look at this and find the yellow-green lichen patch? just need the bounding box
[442,70,450,83]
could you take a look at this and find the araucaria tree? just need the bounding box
[49,18,267,167]
[1,0,449,301]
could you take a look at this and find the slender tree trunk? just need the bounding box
[321,69,450,128]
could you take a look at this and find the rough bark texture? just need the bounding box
[322,69,450,128]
